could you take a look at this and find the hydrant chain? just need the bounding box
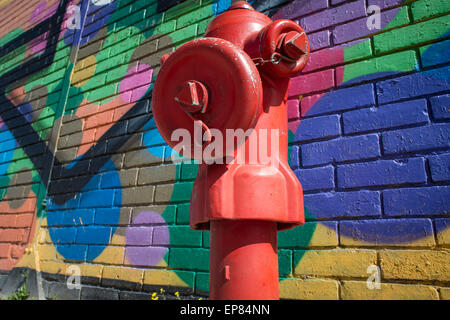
[252,54,282,66]
[252,57,273,66]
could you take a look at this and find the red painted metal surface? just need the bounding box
[174,80,209,114]
[153,37,262,160]
[259,19,310,78]
[152,0,309,300]
[210,220,278,300]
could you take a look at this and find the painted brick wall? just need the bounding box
[0,0,449,300]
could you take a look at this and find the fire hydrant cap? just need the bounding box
[259,19,310,78]
[152,37,263,160]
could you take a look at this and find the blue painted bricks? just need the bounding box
[304,83,376,117]
[339,218,434,244]
[430,94,450,120]
[342,99,429,134]
[295,166,335,191]
[294,114,340,142]
[337,158,427,189]
[301,134,380,166]
[382,123,450,154]
[383,186,450,216]
[304,191,381,219]
[376,66,450,104]
[428,153,450,182]
[293,60,449,247]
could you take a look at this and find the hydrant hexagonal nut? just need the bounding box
[281,30,308,61]
[174,80,209,114]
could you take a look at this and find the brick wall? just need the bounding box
[0,0,449,300]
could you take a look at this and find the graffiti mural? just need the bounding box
[0,0,449,300]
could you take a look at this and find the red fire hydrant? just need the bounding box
[152,1,309,300]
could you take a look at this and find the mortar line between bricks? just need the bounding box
[409,7,450,24]
[374,29,450,56]
[426,96,440,124]
[431,218,440,248]
[334,243,441,251]
[288,70,420,103]
[424,158,434,185]
[284,214,444,223]
[297,150,450,171]
[340,122,435,139]
[379,188,387,218]
[293,76,444,116]
[438,288,443,300]
[415,46,424,71]
[337,279,343,300]
[328,0,338,8]
[290,247,295,280]
[305,29,432,77]
[333,182,441,193]
[289,273,450,287]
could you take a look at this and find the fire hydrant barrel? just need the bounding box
[210,220,279,300]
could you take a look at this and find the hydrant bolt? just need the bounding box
[160,54,170,66]
[280,31,307,61]
[174,80,209,114]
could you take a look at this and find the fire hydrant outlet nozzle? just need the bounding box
[151,1,309,300]
[259,19,310,78]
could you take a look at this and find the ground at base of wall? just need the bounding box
[0,268,207,300]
